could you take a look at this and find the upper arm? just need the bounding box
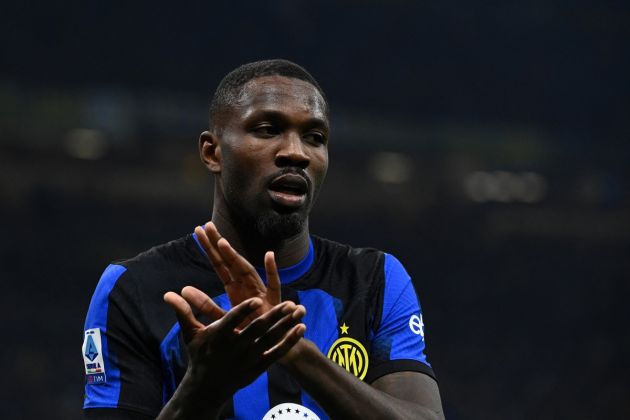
[369,254,444,416]
[82,264,163,418]
[368,253,435,382]
[372,372,444,418]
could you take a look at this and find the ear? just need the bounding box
[199,131,221,173]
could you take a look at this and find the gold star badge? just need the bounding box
[340,322,349,334]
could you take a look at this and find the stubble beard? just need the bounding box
[225,190,309,241]
[221,172,314,241]
[255,209,307,240]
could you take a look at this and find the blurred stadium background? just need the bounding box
[1,1,628,419]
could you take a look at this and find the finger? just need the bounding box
[215,297,263,335]
[264,251,281,305]
[262,324,306,362]
[164,292,205,342]
[216,238,259,279]
[181,286,226,322]
[203,220,223,245]
[237,301,296,342]
[195,224,222,263]
[195,224,232,285]
[251,305,306,351]
[203,222,228,268]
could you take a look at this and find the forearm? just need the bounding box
[284,340,443,420]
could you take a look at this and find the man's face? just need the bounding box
[216,75,329,239]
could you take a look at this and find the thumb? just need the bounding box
[181,285,227,322]
[163,291,204,342]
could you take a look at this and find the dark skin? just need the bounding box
[161,76,444,419]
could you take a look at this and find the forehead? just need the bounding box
[234,75,328,122]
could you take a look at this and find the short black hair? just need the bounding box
[209,59,328,132]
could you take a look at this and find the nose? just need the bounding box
[275,131,310,169]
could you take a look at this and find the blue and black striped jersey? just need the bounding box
[82,234,434,419]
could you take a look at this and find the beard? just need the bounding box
[255,209,306,239]
[224,190,309,241]
[220,168,315,241]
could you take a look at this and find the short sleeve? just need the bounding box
[82,264,163,417]
[366,254,435,383]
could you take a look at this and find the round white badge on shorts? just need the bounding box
[262,403,320,420]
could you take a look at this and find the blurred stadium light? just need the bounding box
[464,171,546,203]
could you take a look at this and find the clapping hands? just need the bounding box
[163,222,306,398]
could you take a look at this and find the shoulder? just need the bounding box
[311,238,417,322]
[87,234,208,314]
[116,234,202,273]
[311,235,384,267]
[382,253,413,295]
[311,235,412,283]
[306,236,388,305]
[85,234,214,341]
[106,234,209,290]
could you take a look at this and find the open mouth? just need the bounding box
[268,173,309,208]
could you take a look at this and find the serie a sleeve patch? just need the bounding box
[82,328,107,385]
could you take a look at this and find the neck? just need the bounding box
[211,205,311,269]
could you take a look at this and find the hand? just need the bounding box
[194,221,310,365]
[194,221,281,317]
[164,290,306,401]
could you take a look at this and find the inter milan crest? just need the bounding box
[262,403,320,420]
[327,323,369,381]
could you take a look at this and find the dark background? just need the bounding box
[1,1,629,419]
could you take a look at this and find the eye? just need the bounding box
[304,131,327,145]
[252,124,280,138]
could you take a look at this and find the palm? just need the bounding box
[223,276,276,317]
